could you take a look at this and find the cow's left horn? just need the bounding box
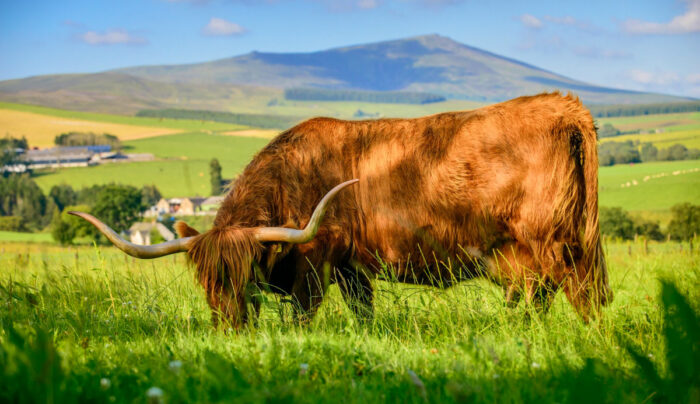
[67,211,192,259]
[253,179,359,243]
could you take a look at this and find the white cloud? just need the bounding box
[622,0,700,34]
[357,0,379,9]
[573,46,631,59]
[625,69,700,98]
[79,29,147,45]
[628,69,680,85]
[202,18,247,36]
[520,14,542,29]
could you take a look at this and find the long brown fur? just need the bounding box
[182,92,612,326]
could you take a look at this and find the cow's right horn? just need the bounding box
[253,179,358,243]
[68,211,192,259]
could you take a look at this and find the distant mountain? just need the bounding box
[0,34,692,114]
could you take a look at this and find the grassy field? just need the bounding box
[0,102,248,147]
[598,111,700,149]
[598,159,700,224]
[0,240,698,403]
[0,231,53,243]
[33,133,270,197]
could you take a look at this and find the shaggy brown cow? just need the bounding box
[71,92,613,327]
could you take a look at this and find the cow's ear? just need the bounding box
[175,221,200,238]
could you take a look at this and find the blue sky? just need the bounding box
[1,0,699,97]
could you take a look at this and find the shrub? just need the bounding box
[667,203,700,241]
[92,185,145,233]
[600,207,636,239]
[0,216,25,232]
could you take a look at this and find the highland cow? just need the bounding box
[71,92,613,327]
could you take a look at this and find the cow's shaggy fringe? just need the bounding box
[185,226,263,325]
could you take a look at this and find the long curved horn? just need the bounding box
[67,211,192,259]
[253,179,359,243]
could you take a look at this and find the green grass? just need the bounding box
[0,241,698,403]
[0,101,248,133]
[599,160,700,222]
[33,133,270,197]
[598,111,700,149]
[0,231,53,243]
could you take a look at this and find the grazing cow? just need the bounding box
[71,92,613,327]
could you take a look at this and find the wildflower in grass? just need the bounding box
[169,360,182,373]
[146,387,164,404]
[299,363,309,376]
[531,362,541,369]
[100,378,111,389]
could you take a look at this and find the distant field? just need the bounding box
[599,159,700,224]
[0,102,248,147]
[33,132,269,197]
[598,111,700,149]
[263,99,487,119]
[0,231,53,243]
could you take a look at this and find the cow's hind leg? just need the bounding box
[337,264,374,322]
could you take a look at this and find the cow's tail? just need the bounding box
[579,115,612,308]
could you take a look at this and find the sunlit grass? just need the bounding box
[1,240,698,402]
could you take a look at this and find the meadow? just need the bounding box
[33,133,270,197]
[598,111,700,149]
[0,240,698,403]
[0,102,248,147]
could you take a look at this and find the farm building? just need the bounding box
[147,196,222,217]
[128,222,175,246]
[9,145,124,170]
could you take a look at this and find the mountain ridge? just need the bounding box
[0,34,692,115]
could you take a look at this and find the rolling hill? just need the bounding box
[0,34,692,115]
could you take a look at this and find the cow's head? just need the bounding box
[69,179,358,325]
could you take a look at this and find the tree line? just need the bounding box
[600,204,699,241]
[598,140,700,166]
[54,132,121,149]
[588,100,700,118]
[136,109,302,130]
[0,174,162,242]
[284,88,446,104]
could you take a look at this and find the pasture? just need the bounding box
[0,240,698,403]
[598,111,700,149]
[0,102,248,147]
[33,133,270,197]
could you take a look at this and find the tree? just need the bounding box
[51,208,75,245]
[634,219,665,241]
[600,207,636,239]
[0,136,28,170]
[688,148,700,160]
[50,204,94,244]
[210,158,223,196]
[91,185,144,233]
[48,184,77,212]
[0,174,48,230]
[640,143,658,162]
[667,203,700,241]
[668,144,688,161]
[598,123,621,138]
[141,184,162,207]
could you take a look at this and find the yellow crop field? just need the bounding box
[0,108,181,147]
